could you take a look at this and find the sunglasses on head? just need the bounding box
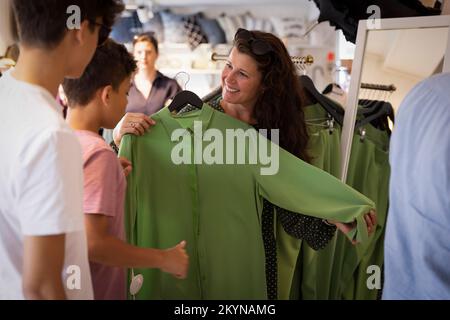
[234,28,273,56]
[89,20,111,47]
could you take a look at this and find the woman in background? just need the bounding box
[127,32,181,115]
[110,33,180,149]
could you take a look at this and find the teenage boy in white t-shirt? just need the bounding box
[0,0,124,300]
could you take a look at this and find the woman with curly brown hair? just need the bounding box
[209,28,376,299]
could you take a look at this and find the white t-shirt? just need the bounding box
[0,70,93,300]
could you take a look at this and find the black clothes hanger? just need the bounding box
[299,75,344,126]
[355,101,394,134]
[322,83,343,95]
[168,90,203,113]
[358,99,384,115]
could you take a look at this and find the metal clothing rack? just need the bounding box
[211,52,315,68]
[360,83,397,92]
[211,53,228,62]
[292,55,315,72]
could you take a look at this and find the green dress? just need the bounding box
[291,104,347,300]
[341,123,390,300]
[294,104,390,300]
[120,104,375,300]
[203,97,337,300]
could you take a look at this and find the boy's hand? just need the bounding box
[113,113,156,146]
[161,241,189,279]
[119,157,132,177]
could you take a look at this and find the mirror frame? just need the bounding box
[340,15,450,182]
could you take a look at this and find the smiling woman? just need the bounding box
[219,29,311,162]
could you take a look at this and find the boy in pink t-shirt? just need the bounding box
[63,40,189,300]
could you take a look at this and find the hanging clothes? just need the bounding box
[311,0,440,43]
[294,103,350,300]
[342,122,390,300]
[293,103,390,300]
[120,104,375,300]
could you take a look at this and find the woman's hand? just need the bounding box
[113,113,156,146]
[327,209,377,245]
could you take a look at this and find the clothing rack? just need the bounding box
[211,53,228,62]
[211,52,315,68]
[291,55,315,66]
[360,83,397,92]
[292,55,314,74]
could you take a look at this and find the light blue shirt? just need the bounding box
[383,73,450,299]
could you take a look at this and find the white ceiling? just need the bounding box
[366,27,448,78]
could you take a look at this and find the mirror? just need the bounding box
[360,27,448,112]
[341,15,450,182]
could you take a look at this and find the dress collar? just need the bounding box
[158,103,215,138]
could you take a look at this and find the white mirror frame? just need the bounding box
[340,15,450,182]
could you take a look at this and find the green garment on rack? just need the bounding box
[290,104,349,300]
[291,104,390,300]
[341,123,390,300]
[119,104,375,300]
[277,103,343,300]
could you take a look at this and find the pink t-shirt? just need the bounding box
[75,130,127,300]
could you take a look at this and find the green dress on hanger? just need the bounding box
[293,104,390,300]
[341,123,390,300]
[290,103,348,300]
[120,104,375,300]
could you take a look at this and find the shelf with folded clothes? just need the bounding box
[110,7,335,50]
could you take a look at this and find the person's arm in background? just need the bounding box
[22,235,66,300]
[85,215,188,279]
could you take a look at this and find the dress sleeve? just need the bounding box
[254,136,375,244]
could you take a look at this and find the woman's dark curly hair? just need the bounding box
[233,30,311,163]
